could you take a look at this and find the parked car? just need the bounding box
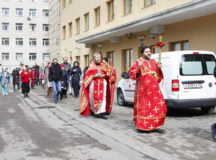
[117,50,216,114]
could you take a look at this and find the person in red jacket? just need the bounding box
[29,67,38,89]
[21,66,30,98]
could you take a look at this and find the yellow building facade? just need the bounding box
[60,0,216,79]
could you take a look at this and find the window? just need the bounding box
[84,55,89,67]
[107,0,114,21]
[29,53,37,61]
[124,0,132,15]
[95,7,100,26]
[150,45,160,54]
[2,38,9,45]
[2,23,9,30]
[43,39,49,46]
[31,0,37,2]
[29,38,37,46]
[16,23,23,31]
[43,9,49,17]
[2,8,9,16]
[16,8,23,16]
[122,49,133,71]
[29,9,36,17]
[107,51,114,66]
[2,53,9,61]
[43,53,50,61]
[76,18,80,34]
[43,24,49,31]
[144,0,156,7]
[62,25,66,39]
[16,38,23,46]
[16,53,23,61]
[170,41,189,51]
[62,0,66,9]
[76,56,80,63]
[43,0,49,2]
[84,13,89,31]
[68,22,72,37]
[29,24,36,31]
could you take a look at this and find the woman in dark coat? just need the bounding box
[60,64,69,100]
[70,61,82,97]
[12,68,20,91]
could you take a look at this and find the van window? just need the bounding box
[203,55,216,75]
[181,55,203,75]
[180,54,216,76]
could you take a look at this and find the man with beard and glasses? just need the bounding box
[80,53,112,119]
[129,46,167,132]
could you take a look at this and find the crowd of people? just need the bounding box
[0,57,83,102]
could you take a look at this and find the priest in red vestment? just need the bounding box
[80,53,116,119]
[129,46,167,131]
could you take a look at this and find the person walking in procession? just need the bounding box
[129,46,167,132]
[80,53,114,119]
[12,68,20,91]
[44,62,53,98]
[62,57,72,95]
[49,58,62,103]
[21,66,30,98]
[60,64,68,100]
[102,57,117,115]
[29,67,38,89]
[0,68,10,96]
[71,61,82,97]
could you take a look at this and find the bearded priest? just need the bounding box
[129,46,167,132]
[80,53,116,119]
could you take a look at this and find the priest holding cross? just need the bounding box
[129,37,167,132]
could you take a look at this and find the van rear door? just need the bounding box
[178,53,216,99]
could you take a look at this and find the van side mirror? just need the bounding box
[121,72,129,79]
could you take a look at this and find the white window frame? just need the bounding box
[16,23,23,31]
[43,24,49,31]
[29,9,36,17]
[43,39,49,46]
[29,38,37,46]
[43,53,50,61]
[29,53,37,61]
[2,52,9,61]
[16,38,23,46]
[2,38,9,45]
[2,8,9,16]
[16,53,23,61]
[42,9,49,17]
[2,23,9,30]
[29,24,36,31]
[16,8,23,16]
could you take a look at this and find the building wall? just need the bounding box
[60,0,216,80]
[49,0,60,60]
[60,0,193,66]
[0,0,49,71]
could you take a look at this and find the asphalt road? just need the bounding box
[0,87,216,160]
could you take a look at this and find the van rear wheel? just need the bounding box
[201,106,215,114]
[117,89,126,106]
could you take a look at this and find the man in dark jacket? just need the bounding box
[70,61,82,97]
[60,64,69,100]
[49,58,62,103]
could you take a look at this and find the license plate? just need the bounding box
[183,83,202,89]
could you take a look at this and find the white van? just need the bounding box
[117,50,216,114]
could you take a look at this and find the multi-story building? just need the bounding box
[0,0,50,71]
[49,0,60,61]
[60,0,216,79]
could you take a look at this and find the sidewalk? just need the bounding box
[27,87,216,160]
